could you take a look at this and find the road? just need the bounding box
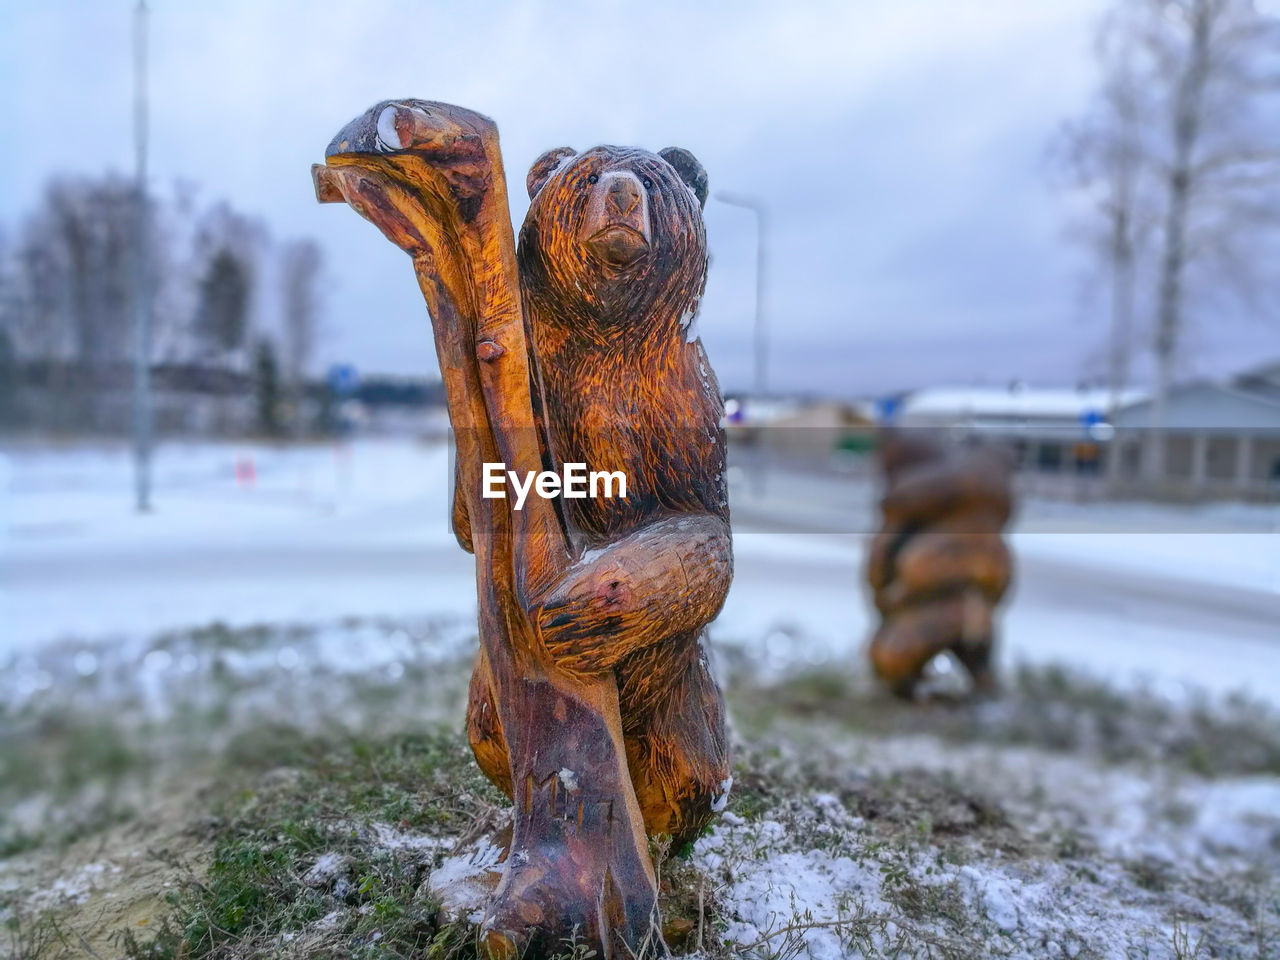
[3,441,1277,701]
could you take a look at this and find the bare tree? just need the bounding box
[279,238,324,431]
[1053,12,1159,484]
[0,228,17,425]
[7,177,174,366]
[1060,0,1280,482]
[7,222,69,362]
[195,248,251,360]
[192,203,263,370]
[6,177,174,429]
[253,334,284,437]
[2,174,330,436]
[47,178,138,370]
[1143,0,1280,478]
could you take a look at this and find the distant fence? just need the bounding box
[1,360,446,440]
[724,425,1280,504]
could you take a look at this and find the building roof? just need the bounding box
[1232,360,1280,403]
[1233,359,1280,387]
[1114,382,1280,432]
[898,386,1146,424]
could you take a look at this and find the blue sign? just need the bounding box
[1079,409,1103,426]
[328,363,359,396]
[875,395,902,425]
[1079,408,1104,432]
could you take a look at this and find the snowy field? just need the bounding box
[3,437,1278,701]
[4,612,1278,958]
[3,438,1279,958]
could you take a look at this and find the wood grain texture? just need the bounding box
[866,430,1014,698]
[316,105,731,958]
[467,143,732,849]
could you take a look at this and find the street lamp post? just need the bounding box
[131,0,153,512]
[716,192,770,495]
[716,192,762,401]
[715,192,768,400]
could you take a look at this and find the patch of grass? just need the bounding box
[0,617,477,864]
[0,711,149,854]
[881,869,968,927]
[1125,856,1175,893]
[727,659,1280,778]
[152,622,287,654]
[118,724,1011,960]
[9,619,1277,959]
[0,714,142,799]
[2,910,63,960]
[841,769,1011,845]
[118,729,503,960]
[0,829,45,859]
[724,734,1024,866]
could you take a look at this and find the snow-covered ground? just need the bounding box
[2,438,1278,701]
[1,440,465,648]
[3,437,1277,960]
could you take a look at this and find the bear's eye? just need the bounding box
[586,174,599,185]
[642,176,654,190]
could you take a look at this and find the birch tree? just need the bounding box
[1059,0,1280,481]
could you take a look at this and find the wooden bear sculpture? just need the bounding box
[313,102,731,960]
[866,430,1014,697]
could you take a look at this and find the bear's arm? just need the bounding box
[533,514,732,674]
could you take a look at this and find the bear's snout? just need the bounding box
[581,170,651,267]
[606,176,641,216]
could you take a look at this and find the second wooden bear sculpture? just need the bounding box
[314,101,730,960]
[867,431,1014,697]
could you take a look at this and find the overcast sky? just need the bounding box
[2,0,1276,396]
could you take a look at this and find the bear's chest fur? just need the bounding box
[535,332,728,545]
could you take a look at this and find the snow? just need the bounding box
[959,865,1020,932]
[3,435,1276,955]
[427,836,504,924]
[25,861,124,911]
[692,766,1271,959]
[331,820,450,854]
[303,852,350,889]
[841,731,1280,873]
[679,302,699,339]
[898,385,1148,422]
[3,437,1279,702]
[1,440,471,653]
[710,775,733,813]
[715,846,885,960]
[1014,529,1280,595]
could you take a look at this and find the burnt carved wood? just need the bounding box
[314,101,730,959]
[866,431,1014,698]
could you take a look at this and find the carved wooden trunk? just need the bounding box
[314,101,731,959]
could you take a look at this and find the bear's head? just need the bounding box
[518,145,709,340]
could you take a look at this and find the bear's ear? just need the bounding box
[527,147,576,200]
[659,147,708,208]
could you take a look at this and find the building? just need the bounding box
[893,383,1145,473]
[1111,366,1280,498]
[723,395,874,469]
[885,366,1280,501]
